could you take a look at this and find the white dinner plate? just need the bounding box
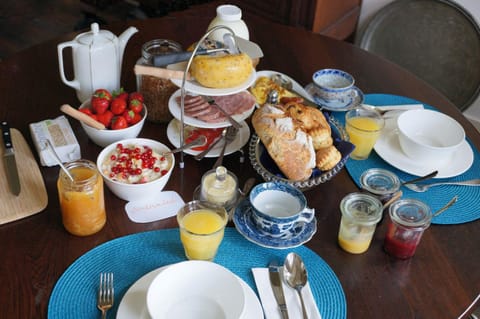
[168,89,256,129]
[116,265,264,319]
[168,62,257,96]
[374,127,474,178]
[166,119,250,158]
[255,70,312,100]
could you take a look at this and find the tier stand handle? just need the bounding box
[178,25,237,169]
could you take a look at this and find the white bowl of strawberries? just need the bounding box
[79,88,147,147]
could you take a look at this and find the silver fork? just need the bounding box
[97,273,114,319]
[403,179,480,192]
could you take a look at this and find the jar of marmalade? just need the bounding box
[57,159,106,236]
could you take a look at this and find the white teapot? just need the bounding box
[57,23,138,102]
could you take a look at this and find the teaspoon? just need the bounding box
[284,252,309,319]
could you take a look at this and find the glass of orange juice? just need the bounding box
[57,159,106,236]
[345,107,385,160]
[177,201,228,261]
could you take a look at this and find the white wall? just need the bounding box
[357,0,480,132]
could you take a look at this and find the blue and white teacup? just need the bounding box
[249,182,315,237]
[312,68,358,103]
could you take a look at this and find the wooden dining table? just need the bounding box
[0,5,479,319]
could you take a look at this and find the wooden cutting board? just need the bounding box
[0,128,48,224]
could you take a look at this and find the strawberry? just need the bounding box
[122,109,135,124]
[128,92,144,103]
[91,96,109,114]
[113,88,128,101]
[93,89,112,101]
[131,113,142,125]
[110,97,127,115]
[111,115,128,130]
[129,99,143,114]
[96,110,114,128]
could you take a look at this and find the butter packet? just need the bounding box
[29,115,81,167]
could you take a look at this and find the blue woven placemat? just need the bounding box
[331,93,480,225]
[48,228,346,319]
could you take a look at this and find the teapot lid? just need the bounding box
[77,23,116,46]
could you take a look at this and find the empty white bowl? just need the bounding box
[96,138,174,201]
[79,100,147,147]
[397,109,465,165]
[146,260,245,319]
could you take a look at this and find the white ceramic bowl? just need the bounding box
[397,109,465,165]
[146,260,245,319]
[79,100,147,147]
[96,138,174,201]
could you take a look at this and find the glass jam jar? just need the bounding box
[136,39,182,123]
[360,168,401,204]
[338,193,383,254]
[200,166,238,212]
[57,159,106,236]
[384,199,432,259]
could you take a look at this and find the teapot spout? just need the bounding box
[117,26,139,61]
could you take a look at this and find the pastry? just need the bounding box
[316,145,342,171]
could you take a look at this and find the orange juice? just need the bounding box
[346,116,383,160]
[58,160,106,236]
[179,207,227,261]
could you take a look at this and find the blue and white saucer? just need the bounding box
[305,83,364,112]
[233,199,317,249]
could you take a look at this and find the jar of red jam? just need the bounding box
[384,199,432,259]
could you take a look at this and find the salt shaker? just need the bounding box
[207,4,249,42]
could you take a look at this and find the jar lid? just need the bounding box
[360,168,400,196]
[389,199,432,228]
[340,193,383,225]
[216,5,242,21]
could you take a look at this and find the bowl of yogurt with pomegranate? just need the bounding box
[97,138,174,201]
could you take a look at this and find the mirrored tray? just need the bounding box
[249,114,355,190]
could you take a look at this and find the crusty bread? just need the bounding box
[252,104,315,181]
[252,101,342,181]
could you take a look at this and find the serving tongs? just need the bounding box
[152,33,240,67]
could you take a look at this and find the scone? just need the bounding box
[316,145,342,171]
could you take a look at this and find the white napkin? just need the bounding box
[252,267,322,319]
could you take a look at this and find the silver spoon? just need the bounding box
[271,74,318,108]
[433,195,458,217]
[404,179,480,193]
[162,135,207,156]
[42,139,74,181]
[284,252,309,319]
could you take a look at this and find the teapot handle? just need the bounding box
[57,41,80,90]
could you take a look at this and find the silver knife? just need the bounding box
[269,261,289,319]
[1,121,21,196]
